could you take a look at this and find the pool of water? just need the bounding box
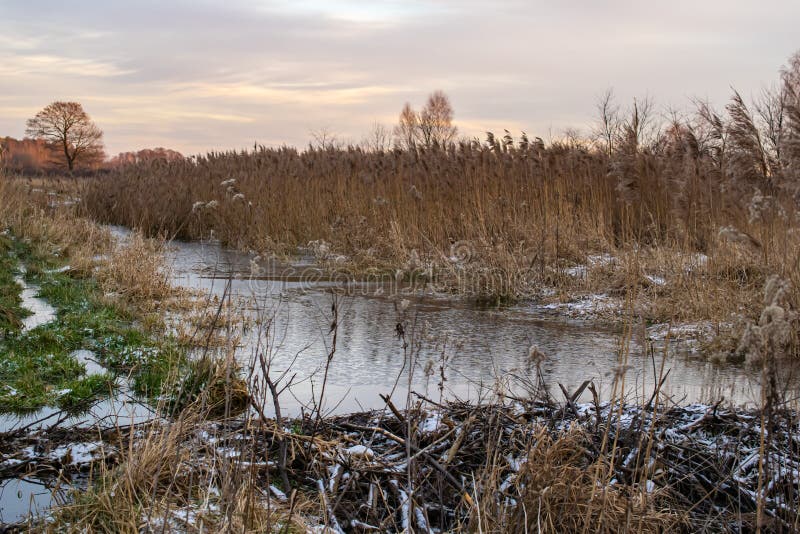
[0,477,64,526]
[0,389,156,434]
[164,236,764,415]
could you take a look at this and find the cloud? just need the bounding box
[169,81,402,106]
[0,55,134,78]
[0,34,41,51]
[262,0,447,25]
[0,0,798,156]
[98,108,256,126]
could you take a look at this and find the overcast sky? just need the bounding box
[1,1,798,156]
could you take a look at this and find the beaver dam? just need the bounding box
[1,394,798,532]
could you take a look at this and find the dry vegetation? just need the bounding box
[0,179,111,271]
[81,52,800,345]
[6,379,798,533]
[0,178,188,314]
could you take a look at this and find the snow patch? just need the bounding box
[269,485,288,502]
[71,349,105,376]
[564,265,588,278]
[15,272,56,331]
[48,442,106,466]
[345,445,375,458]
[537,293,618,318]
[644,274,666,286]
[420,412,442,433]
[647,322,718,349]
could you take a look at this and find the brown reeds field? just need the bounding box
[81,56,800,342]
[2,7,800,532]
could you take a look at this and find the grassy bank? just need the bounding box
[0,241,180,413]
[0,234,29,332]
[0,178,207,415]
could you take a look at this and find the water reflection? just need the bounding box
[0,477,63,525]
[166,238,765,415]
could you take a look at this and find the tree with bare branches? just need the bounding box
[419,90,458,147]
[309,126,341,150]
[361,121,392,152]
[593,89,620,157]
[753,85,787,174]
[394,91,458,149]
[26,101,104,172]
[394,103,419,150]
[781,50,800,180]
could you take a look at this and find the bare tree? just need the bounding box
[26,101,104,172]
[753,85,787,176]
[393,91,458,149]
[361,121,391,152]
[781,50,800,180]
[393,103,418,150]
[561,127,587,150]
[593,88,621,156]
[309,126,341,150]
[419,90,458,147]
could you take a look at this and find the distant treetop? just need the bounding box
[25,101,105,172]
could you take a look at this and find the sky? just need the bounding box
[1,0,799,156]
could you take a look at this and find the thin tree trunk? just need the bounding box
[63,139,73,171]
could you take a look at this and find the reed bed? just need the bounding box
[0,175,196,317]
[79,57,800,332]
[76,147,795,372]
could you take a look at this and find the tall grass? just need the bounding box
[80,50,800,269]
[80,59,800,326]
[83,140,703,256]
